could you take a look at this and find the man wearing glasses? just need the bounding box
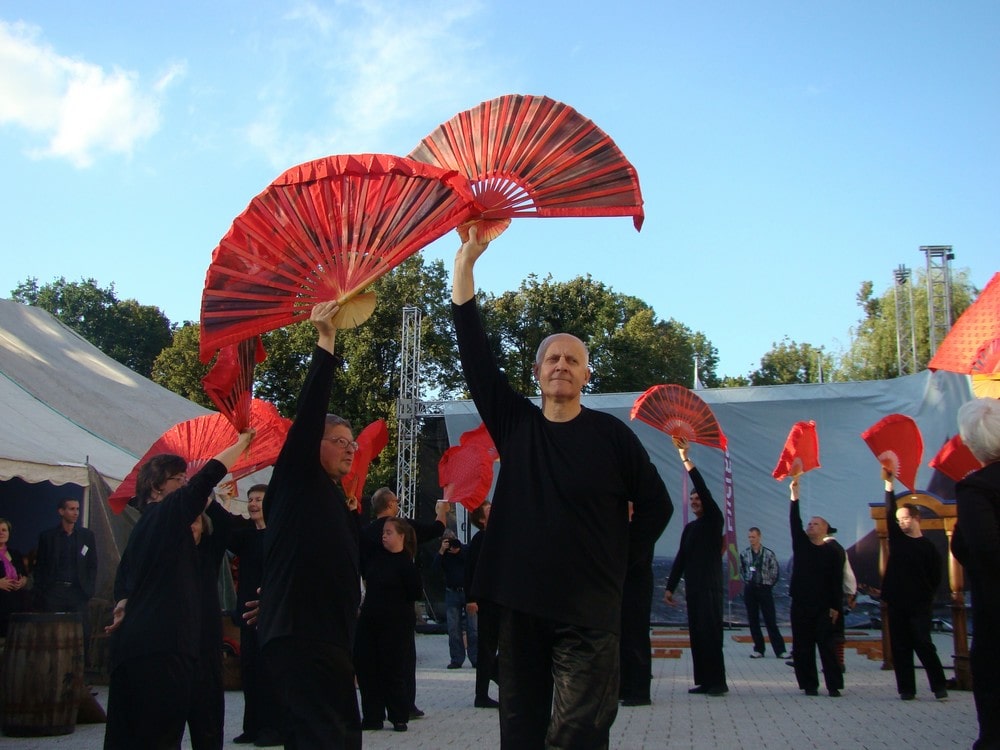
[258,301,364,750]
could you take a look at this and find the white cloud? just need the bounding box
[247,0,499,169]
[0,20,176,168]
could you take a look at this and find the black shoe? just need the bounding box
[620,696,651,706]
[785,660,796,667]
[828,689,841,697]
[804,688,819,696]
[361,720,384,731]
[706,686,728,697]
[447,662,463,669]
[409,707,425,719]
[474,697,500,708]
[900,693,916,701]
[253,730,284,747]
[233,734,255,744]
[688,685,708,694]
[935,689,949,700]
[392,722,408,732]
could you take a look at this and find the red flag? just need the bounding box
[772,420,821,481]
[861,414,923,492]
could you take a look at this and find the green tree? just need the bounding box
[151,323,214,409]
[11,277,172,377]
[840,270,978,380]
[749,338,834,385]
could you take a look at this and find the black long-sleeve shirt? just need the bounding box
[454,299,672,633]
[665,466,723,596]
[258,347,361,650]
[881,490,942,611]
[789,499,841,612]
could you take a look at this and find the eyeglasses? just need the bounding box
[323,437,359,451]
[167,474,188,484]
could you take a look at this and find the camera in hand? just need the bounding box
[447,538,462,549]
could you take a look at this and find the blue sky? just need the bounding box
[1,1,997,379]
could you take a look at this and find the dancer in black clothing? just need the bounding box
[355,518,422,732]
[664,436,727,696]
[880,467,948,700]
[465,501,499,709]
[257,300,363,750]
[103,430,254,750]
[452,226,672,749]
[620,499,657,706]
[788,477,843,697]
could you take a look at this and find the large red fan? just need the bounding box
[341,419,390,513]
[772,420,821,481]
[438,444,495,512]
[201,336,266,431]
[929,272,1000,374]
[861,414,923,492]
[108,399,291,513]
[630,384,727,451]
[456,422,498,461]
[409,94,644,241]
[929,434,983,483]
[199,154,476,360]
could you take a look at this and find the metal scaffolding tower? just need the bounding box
[893,265,918,376]
[396,306,421,519]
[921,245,955,358]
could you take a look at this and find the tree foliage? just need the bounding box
[150,323,214,409]
[749,338,834,386]
[11,277,173,377]
[476,274,719,394]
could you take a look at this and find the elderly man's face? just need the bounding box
[806,516,828,542]
[533,335,590,401]
[320,424,356,479]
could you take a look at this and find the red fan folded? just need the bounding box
[860,414,923,492]
[199,154,477,360]
[929,272,1000,374]
[630,384,727,451]
[201,336,266,431]
[772,421,820,481]
[409,94,644,242]
[109,399,291,513]
[929,434,983,483]
[341,419,390,513]
[439,442,495,512]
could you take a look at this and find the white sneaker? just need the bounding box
[750,652,765,659]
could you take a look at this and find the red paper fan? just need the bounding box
[458,422,498,461]
[438,444,495,512]
[772,420,821,481]
[409,94,644,241]
[630,384,727,451]
[860,414,923,492]
[202,336,266,431]
[928,272,1000,374]
[341,419,390,513]
[108,399,291,513]
[929,434,983,483]
[199,154,476,360]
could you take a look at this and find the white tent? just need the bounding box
[439,369,973,562]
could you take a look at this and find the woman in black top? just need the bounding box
[355,518,422,732]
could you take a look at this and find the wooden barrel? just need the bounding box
[0,612,84,737]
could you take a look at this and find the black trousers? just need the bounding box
[104,653,195,749]
[187,651,223,750]
[475,601,500,701]
[497,607,619,750]
[967,572,1000,749]
[790,601,842,692]
[619,564,653,700]
[887,604,947,696]
[686,588,727,690]
[354,616,413,725]
[239,624,281,738]
[744,583,786,656]
[262,637,361,750]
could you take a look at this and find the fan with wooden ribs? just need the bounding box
[201,336,266,431]
[108,399,291,513]
[409,94,644,242]
[630,384,727,451]
[199,153,477,360]
[772,420,820,481]
[860,413,923,492]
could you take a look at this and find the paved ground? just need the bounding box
[2,628,978,749]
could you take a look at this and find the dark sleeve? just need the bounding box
[956,475,1000,576]
[927,542,943,592]
[689,466,723,533]
[885,489,904,545]
[625,429,673,553]
[666,527,688,592]
[206,501,251,547]
[177,459,229,523]
[465,532,483,600]
[82,528,98,598]
[790,499,806,552]
[113,545,131,601]
[411,519,445,545]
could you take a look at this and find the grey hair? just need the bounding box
[324,414,352,431]
[534,333,589,367]
[958,398,1000,465]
